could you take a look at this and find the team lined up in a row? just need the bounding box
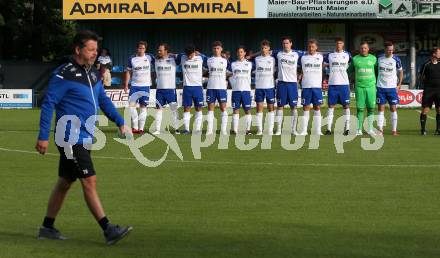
[124,37,403,136]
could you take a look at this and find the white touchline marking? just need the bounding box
[1,146,440,168]
[415,110,436,120]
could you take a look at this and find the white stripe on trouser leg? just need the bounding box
[183,112,191,131]
[327,108,334,131]
[378,111,384,130]
[268,111,275,134]
[130,107,139,130]
[291,109,298,133]
[313,110,321,135]
[301,110,310,134]
[195,111,203,132]
[256,112,263,132]
[155,110,163,132]
[344,108,350,130]
[245,114,252,131]
[221,111,228,134]
[207,111,214,134]
[232,114,239,133]
[391,111,398,131]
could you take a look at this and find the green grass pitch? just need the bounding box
[0,107,439,258]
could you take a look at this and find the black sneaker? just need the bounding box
[421,130,427,136]
[174,129,181,135]
[343,130,350,136]
[246,130,252,135]
[324,130,332,135]
[37,226,67,240]
[104,224,132,245]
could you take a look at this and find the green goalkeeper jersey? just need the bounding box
[349,54,377,88]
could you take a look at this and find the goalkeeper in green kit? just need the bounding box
[348,41,378,135]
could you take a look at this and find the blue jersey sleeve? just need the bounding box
[226,61,232,72]
[148,54,155,68]
[38,73,70,141]
[394,56,403,70]
[126,56,133,70]
[97,83,125,127]
[323,53,329,64]
[175,54,183,66]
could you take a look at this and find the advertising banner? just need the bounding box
[63,0,255,19]
[0,89,33,109]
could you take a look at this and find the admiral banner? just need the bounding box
[63,0,255,19]
[267,0,439,18]
[0,89,33,109]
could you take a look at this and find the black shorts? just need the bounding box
[422,88,440,108]
[57,144,96,182]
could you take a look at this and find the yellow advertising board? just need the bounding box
[63,0,255,19]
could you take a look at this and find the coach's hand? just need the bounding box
[35,140,49,155]
[124,86,129,94]
[119,125,132,139]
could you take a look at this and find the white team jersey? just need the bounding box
[207,56,229,90]
[273,50,302,83]
[254,55,276,89]
[300,53,324,89]
[177,54,206,87]
[377,55,403,88]
[324,51,351,86]
[230,60,253,91]
[155,55,176,89]
[127,54,154,87]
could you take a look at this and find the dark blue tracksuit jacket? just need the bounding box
[38,58,124,145]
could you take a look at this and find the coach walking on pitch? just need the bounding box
[35,30,132,245]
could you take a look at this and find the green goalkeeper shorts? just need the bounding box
[355,86,376,109]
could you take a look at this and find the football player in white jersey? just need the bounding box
[124,41,155,134]
[324,38,352,136]
[175,45,207,134]
[376,41,403,136]
[152,43,180,135]
[230,46,254,135]
[205,41,230,135]
[298,39,324,136]
[272,37,302,135]
[253,40,276,135]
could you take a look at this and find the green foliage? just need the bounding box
[0,0,76,61]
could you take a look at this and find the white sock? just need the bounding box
[327,108,334,131]
[245,114,252,131]
[195,111,203,132]
[170,103,179,129]
[155,109,163,132]
[183,112,191,131]
[207,110,214,133]
[391,111,398,131]
[268,111,275,133]
[313,110,322,135]
[276,109,283,132]
[139,107,147,130]
[344,108,350,130]
[256,112,263,132]
[130,107,139,130]
[301,110,310,134]
[232,114,239,132]
[378,111,385,130]
[291,109,298,133]
[221,111,228,133]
